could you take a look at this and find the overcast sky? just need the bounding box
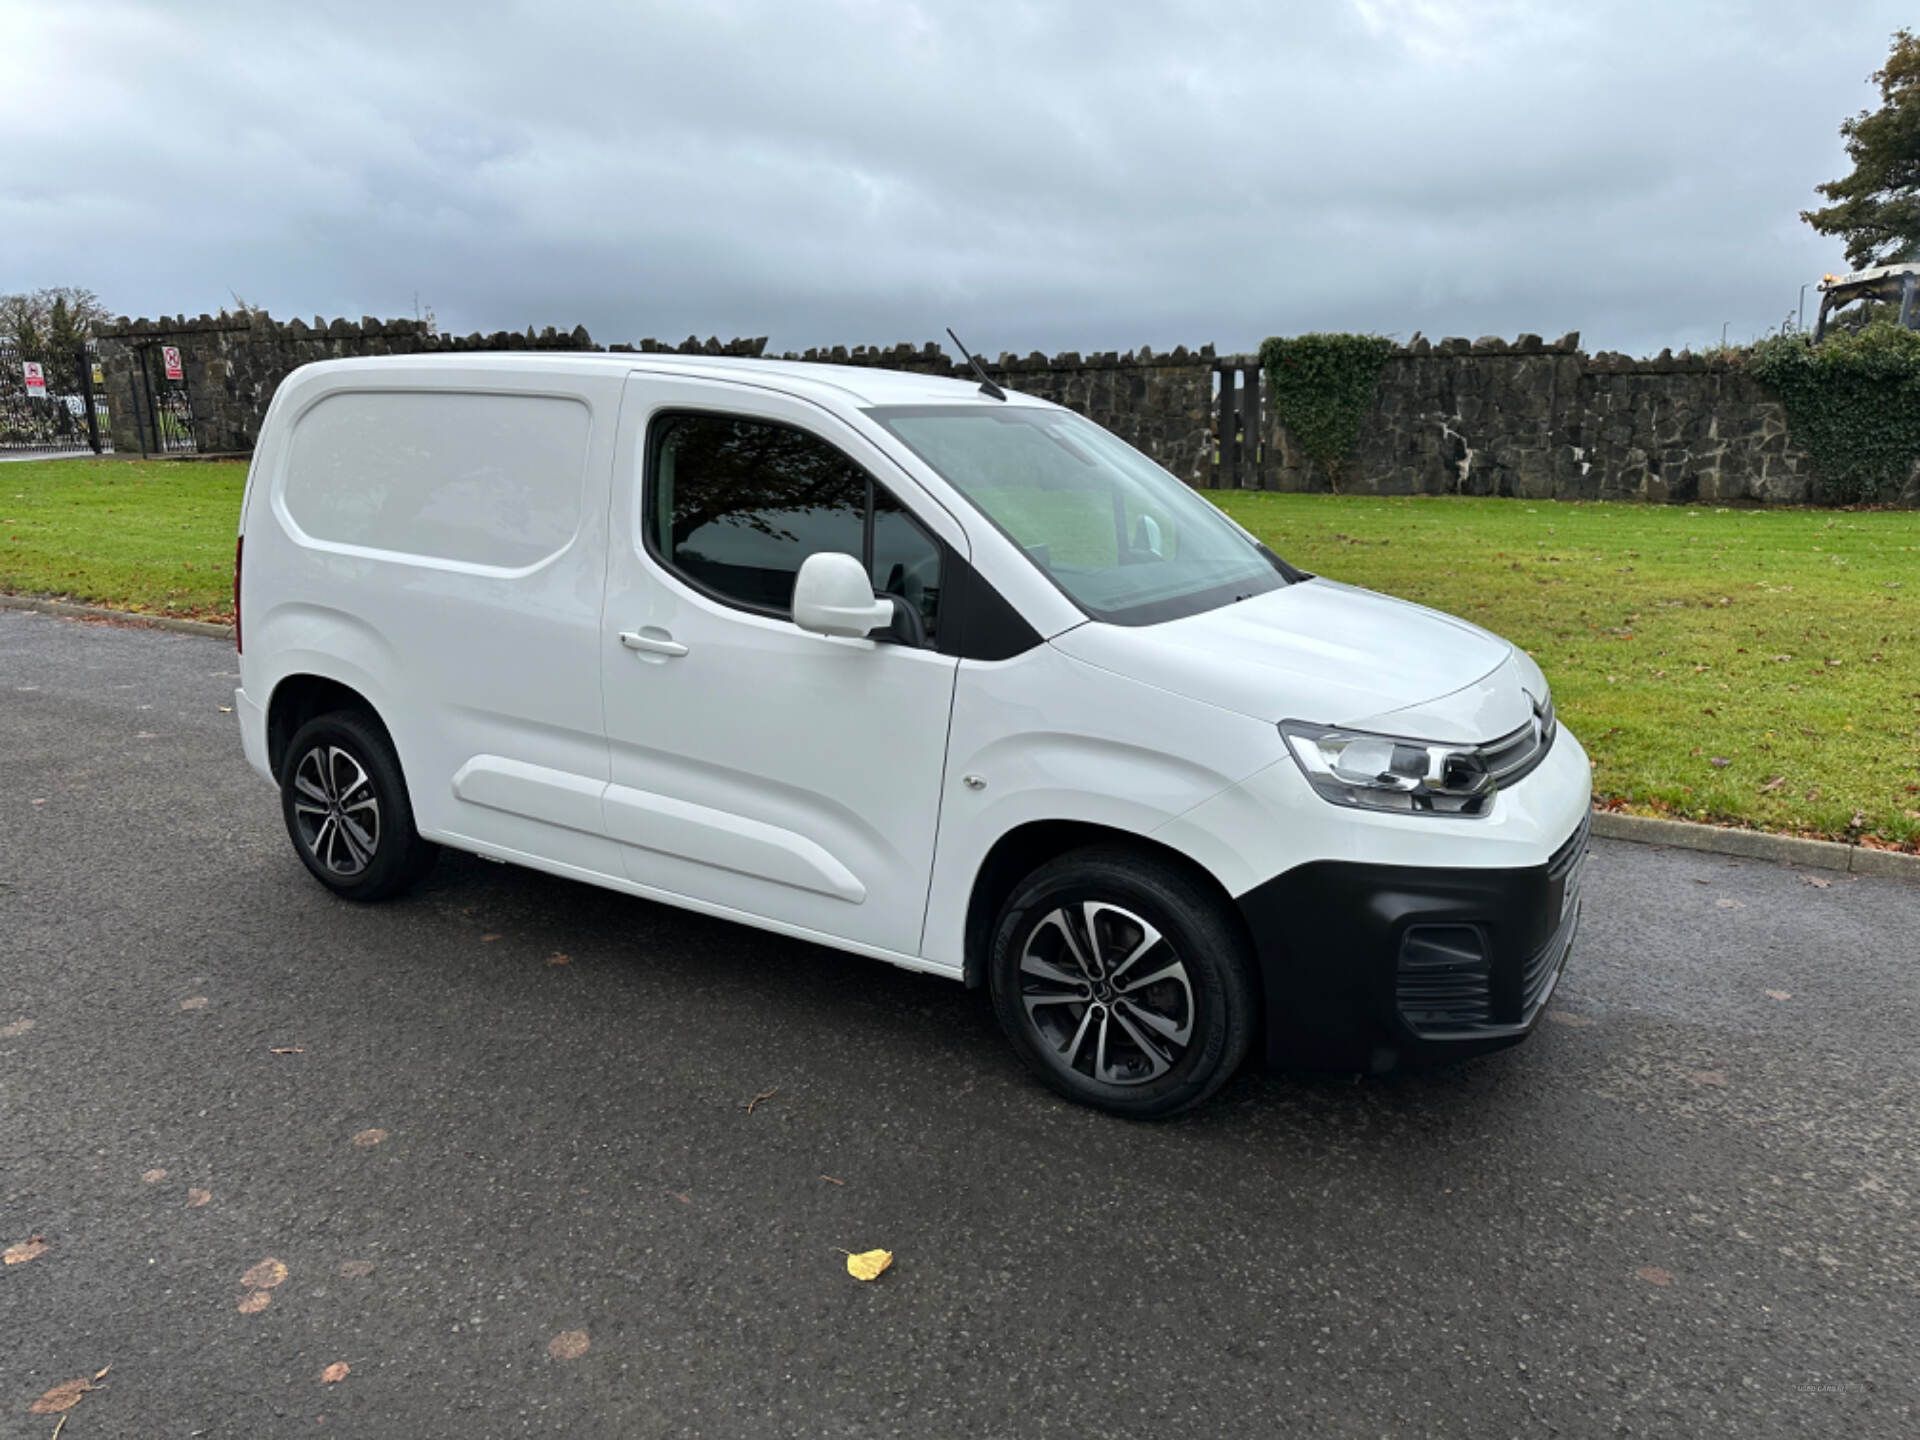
[1,1,1907,357]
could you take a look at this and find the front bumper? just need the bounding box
[1237,809,1590,1072]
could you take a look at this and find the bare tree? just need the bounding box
[0,287,113,346]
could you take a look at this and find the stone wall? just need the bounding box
[93,313,1218,482]
[94,311,1909,505]
[1254,333,1834,506]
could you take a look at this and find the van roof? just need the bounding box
[295,350,1050,409]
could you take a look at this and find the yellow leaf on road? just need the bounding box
[548,1330,590,1360]
[352,1128,388,1148]
[187,1189,212,1208]
[237,1289,272,1314]
[4,1235,48,1265]
[320,1362,350,1383]
[846,1248,893,1282]
[241,1257,288,1290]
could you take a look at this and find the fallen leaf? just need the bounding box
[1759,776,1786,793]
[241,1257,288,1290]
[352,1128,388,1148]
[821,1174,846,1186]
[218,705,234,713]
[141,1168,168,1184]
[546,952,571,966]
[187,1189,212,1208]
[0,1017,32,1038]
[1708,757,1731,769]
[338,1259,375,1279]
[1545,1011,1593,1028]
[28,1377,97,1415]
[4,1235,48,1265]
[320,1362,350,1384]
[745,1086,778,1115]
[548,1330,591,1361]
[236,1289,272,1314]
[845,1248,893,1282]
[180,996,208,1010]
[480,933,501,943]
[671,1191,691,1205]
[1635,1266,1675,1287]
[1766,989,1792,1001]
[1715,898,1744,910]
[1802,875,1832,889]
[269,1046,304,1054]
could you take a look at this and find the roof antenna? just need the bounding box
[946,328,1007,401]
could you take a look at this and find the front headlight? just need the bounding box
[1281,721,1499,816]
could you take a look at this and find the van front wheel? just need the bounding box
[987,848,1256,1118]
[280,710,438,901]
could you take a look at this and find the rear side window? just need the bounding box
[647,412,942,640]
[282,390,589,569]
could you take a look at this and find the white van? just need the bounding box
[233,353,1591,1116]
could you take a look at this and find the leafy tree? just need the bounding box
[1803,30,1920,269]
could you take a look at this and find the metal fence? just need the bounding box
[0,339,110,455]
[126,341,198,455]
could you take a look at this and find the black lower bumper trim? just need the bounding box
[1236,815,1589,1072]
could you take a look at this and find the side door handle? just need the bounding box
[619,629,689,658]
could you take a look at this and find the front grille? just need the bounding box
[1479,695,1557,790]
[1397,926,1493,1034]
[1521,909,1575,1014]
[1547,807,1592,878]
[1523,810,1591,1016]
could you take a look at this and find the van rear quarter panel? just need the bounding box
[242,362,624,873]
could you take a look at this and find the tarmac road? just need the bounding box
[2,609,1915,1437]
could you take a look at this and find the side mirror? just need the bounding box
[792,552,893,638]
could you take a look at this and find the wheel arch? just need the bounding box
[960,819,1258,1000]
[266,673,398,781]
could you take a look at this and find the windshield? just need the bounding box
[869,404,1290,625]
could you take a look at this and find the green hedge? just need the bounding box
[1748,321,1920,503]
[1257,333,1394,490]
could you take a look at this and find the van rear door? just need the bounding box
[266,367,622,876]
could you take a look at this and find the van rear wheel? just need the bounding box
[987,848,1256,1119]
[280,710,438,901]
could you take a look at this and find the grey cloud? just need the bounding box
[1,0,1906,355]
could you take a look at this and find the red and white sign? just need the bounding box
[22,361,46,397]
[162,345,184,381]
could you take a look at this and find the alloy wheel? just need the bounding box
[1017,901,1195,1086]
[290,744,382,877]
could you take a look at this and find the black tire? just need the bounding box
[279,709,438,902]
[988,847,1257,1118]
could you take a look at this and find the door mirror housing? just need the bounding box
[792,552,894,638]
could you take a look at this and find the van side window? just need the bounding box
[283,391,589,569]
[647,412,941,641]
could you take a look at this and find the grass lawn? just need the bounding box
[1210,491,1920,850]
[1,457,244,621]
[2,458,1915,847]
